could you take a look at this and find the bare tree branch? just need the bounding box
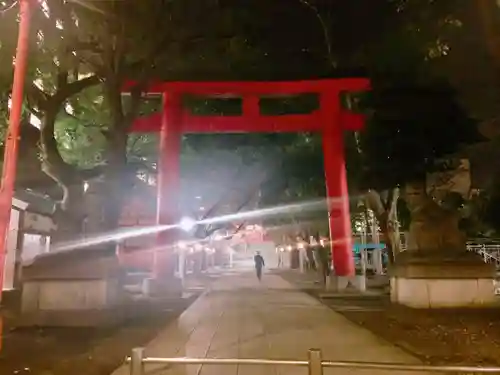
[25,83,49,109]
[298,0,337,68]
[53,75,101,104]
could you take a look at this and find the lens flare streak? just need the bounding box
[47,196,351,255]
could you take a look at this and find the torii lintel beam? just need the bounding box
[124,78,370,133]
[130,110,365,133]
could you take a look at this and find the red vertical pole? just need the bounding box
[243,95,260,119]
[0,0,32,351]
[155,91,182,278]
[0,0,32,298]
[321,91,355,277]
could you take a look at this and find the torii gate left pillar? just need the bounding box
[153,92,183,282]
[126,79,370,288]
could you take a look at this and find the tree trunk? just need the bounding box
[82,179,106,235]
[51,184,84,243]
[476,0,500,66]
[101,143,128,232]
[387,188,401,257]
[39,103,86,243]
[28,74,102,244]
[365,188,401,263]
[100,79,133,232]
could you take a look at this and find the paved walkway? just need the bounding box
[112,271,431,375]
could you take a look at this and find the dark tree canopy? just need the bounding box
[359,81,482,190]
[0,0,494,238]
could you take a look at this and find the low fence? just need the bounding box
[397,241,500,268]
[127,348,500,374]
[468,244,500,268]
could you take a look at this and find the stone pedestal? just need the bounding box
[19,247,129,326]
[143,276,182,298]
[329,275,367,292]
[390,251,496,308]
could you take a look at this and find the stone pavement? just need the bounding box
[112,270,432,375]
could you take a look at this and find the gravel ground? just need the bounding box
[277,269,500,367]
[0,295,198,375]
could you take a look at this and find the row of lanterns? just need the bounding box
[276,237,329,253]
[176,241,216,254]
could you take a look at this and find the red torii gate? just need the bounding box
[123,78,370,279]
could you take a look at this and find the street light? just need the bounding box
[179,217,196,232]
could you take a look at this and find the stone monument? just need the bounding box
[390,183,496,308]
[19,247,130,326]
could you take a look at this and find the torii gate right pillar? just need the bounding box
[321,91,356,278]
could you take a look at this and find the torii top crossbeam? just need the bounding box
[123,78,370,133]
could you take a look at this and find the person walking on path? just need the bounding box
[254,251,265,281]
[276,246,284,268]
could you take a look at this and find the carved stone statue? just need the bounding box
[392,183,495,309]
[404,183,466,254]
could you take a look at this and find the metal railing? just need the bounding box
[127,347,500,374]
[401,241,500,268]
[468,244,500,268]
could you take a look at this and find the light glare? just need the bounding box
[179,217,196,232]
